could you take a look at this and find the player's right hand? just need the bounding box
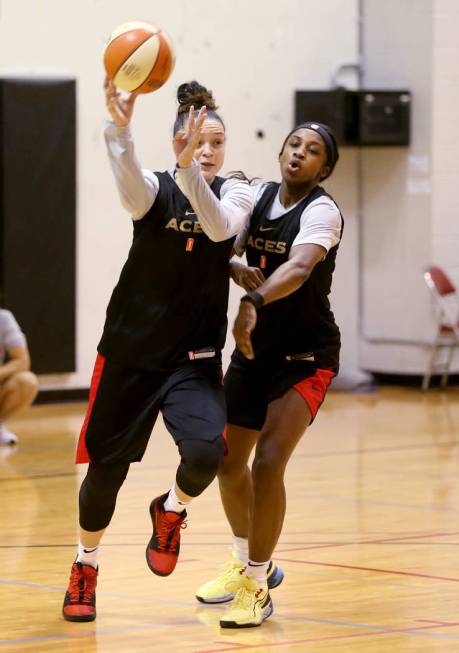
[233,301,257,360]
[104,76,138,127]
[230,261,265,292]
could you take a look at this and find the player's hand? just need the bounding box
[104,76,138,127]
[233,301,257,360]
[175,106,207,168]
[230,261,265,292]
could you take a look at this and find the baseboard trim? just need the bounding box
[35,388,89,404]
[371,372,459,388]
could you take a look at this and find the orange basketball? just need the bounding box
[104,21,175,94]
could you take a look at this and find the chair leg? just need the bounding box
[423,343,439,390]
[440,344,456,388]
[422,371,431,391]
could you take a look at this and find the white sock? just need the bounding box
[232,535,249,564]
[0,423,18,445]
[76,541,99,569]
[246,559,270,587]
[163,484,189,514]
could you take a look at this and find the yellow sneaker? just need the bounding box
[219,574,273,628]
[196,551,284,605]
[196,550,245,604]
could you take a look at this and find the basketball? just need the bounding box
[104,21,175,94]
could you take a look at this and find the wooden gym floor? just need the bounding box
[1,385,459,652]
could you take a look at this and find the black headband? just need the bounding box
[285,121,338,168]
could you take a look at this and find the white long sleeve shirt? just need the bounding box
[104,122,252,241]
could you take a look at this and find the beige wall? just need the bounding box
[432,1,459,278]
[6,1,457,385]
[0,0,360,388]
[359,0,459,374]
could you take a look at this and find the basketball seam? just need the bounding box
[110,31,157,81]
[130,30,165,93]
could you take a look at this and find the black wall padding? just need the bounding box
[0,78,76,374]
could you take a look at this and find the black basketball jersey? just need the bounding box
[245,182,343,369]
[98,171,234,370]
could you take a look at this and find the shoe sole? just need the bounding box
[196,564,284,605]
[220,598,273,629]
[62,611,96,622]
[196,592,234,604]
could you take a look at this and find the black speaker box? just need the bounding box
[295,89,411,146]
[359,91,411,145]
[0,78,76,374]
[295,89,360,145]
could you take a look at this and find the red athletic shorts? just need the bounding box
[224,350,336,431]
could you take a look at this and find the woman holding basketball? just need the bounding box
[62,80,254,622]
[196,122,343,628]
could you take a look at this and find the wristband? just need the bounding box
[241,291,264,310]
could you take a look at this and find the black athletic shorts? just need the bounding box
[76,354,226,464]
[225,350,336,431]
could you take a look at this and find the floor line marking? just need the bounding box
[273,557,459,583]
[0,620,200,647]
[0,579,199,607]
[2,613,459,649]
[195,621,459,652]
[275,529,459,553]
[291,491,459,513]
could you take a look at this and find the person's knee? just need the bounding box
[185,436,224,475]
[3,371,38,405]
[252,443,286,484]
[79,462,130,532]
[18,371,39,403]
[177,436,224,496]
[218,448,247,482]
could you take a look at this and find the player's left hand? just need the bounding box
[175,106,207,168]
[233,301,257,360]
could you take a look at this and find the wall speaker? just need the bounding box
[295,89,411,146]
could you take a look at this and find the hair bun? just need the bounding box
[177,81,218,114]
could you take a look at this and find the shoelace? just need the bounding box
[68,566,96,603]
[157,518,187,551]
[227,573,258,595]
[231,585,257,609]
[218,559,244,580]
[231,579,266,611]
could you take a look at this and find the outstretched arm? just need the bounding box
[104,77,159,220]
[174,107,253,241]
[250,243,326,305]
[233,243,326,359]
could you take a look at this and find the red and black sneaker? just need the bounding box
[146,493,187,576]
[62,561,98,622]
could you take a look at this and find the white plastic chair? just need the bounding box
[423,266,459,390]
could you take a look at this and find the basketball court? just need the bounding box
[1,385,458,652]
